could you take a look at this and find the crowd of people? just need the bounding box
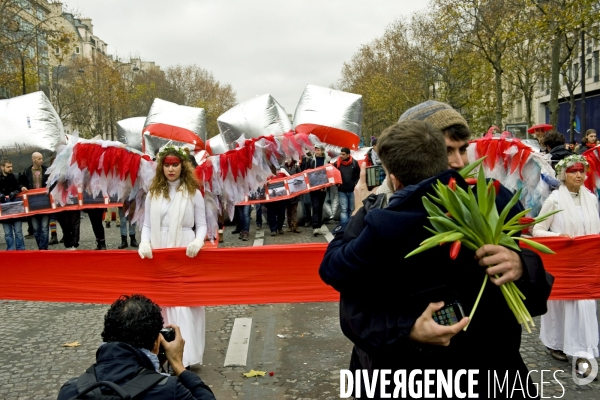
[0,152,140,251]
[2,100,599,398]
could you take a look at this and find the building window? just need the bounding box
[516,100,523,119]
[594,51,599,82]
[587,59,593,79]
[75,46,80,54]
[574,63,579,81]
[54,47,60,55]
[36,8,44,20]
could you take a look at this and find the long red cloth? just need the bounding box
[4,244,337,306]
[1,237,598,306]
[521,235,600,300]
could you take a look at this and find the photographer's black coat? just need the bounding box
[57,342,215,400]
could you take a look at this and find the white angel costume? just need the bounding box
[532,185,600,360]
[141,180,207,366]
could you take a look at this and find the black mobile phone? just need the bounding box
[432,302,465,326]
[366,165,384,188]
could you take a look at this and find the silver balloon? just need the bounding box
[206,134,229,155]
[293,84,363,150]
[116,117,145,151]
[143,98,207,157]
[0,91,66,172]
[217,94,291,146]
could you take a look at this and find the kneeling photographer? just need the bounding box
[57,294,215,400]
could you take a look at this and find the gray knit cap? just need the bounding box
[398,100,469,132]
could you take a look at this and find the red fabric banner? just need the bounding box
[1,244,337,306]
[523,235,600,300]
[1,237,597,306]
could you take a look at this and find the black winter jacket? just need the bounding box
[19,164,48,189]
[549,145,572,168]
[334,158,360,193]
[57,342,215,400]
[320,170,552,399]
[0,173,21,202]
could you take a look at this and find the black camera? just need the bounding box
[160,327,175,342]
[158,327,175,362]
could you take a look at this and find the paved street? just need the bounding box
[1,211,599,399]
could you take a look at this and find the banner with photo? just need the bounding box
[0,188,122,221]
[238,165,341,205]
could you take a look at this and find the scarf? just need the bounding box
[555,184,600,237]
[585,142,596,149]
[149,182,190,248]
[336,155,354,168]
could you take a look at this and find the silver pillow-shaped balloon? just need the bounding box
[143,98,207,157]
[217,94,291,146]
[116,117,145,151]
[293,84,363,151]
[0,91,66,172]
[206,134,229,155]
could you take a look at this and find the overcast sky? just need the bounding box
[63,0,427,114]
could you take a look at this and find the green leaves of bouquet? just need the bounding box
[405,158,560,333]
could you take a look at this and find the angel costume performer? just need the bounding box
[139,147,207,367]
[532,155,599,362]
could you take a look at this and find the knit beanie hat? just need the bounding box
[398,100,469,132]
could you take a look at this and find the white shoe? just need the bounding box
[313,228,319,236]
[67,246,77,251]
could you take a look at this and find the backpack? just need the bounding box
[69,364,168,399]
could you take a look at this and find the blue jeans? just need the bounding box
[237,205,250,233]
[338,191,354,224]
[119,207,136,236]
[3,221,25,250]
[254,204,263,226]
[31,214,49,250]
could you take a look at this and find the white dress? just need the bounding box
[532,188,600,359]
[141,180,207,366]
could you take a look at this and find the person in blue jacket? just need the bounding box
[320,120,552,399]
[57,294,215,400]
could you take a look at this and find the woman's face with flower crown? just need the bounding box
[163,155,182,182]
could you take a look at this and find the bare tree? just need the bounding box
[165,64,237,138]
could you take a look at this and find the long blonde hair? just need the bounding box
[149,147,199,199]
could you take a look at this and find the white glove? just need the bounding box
[186,238,204,258]
[138,241,153,259]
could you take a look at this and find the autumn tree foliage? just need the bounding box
[336,0,599,139]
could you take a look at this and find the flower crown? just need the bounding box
[555,154,588,176]
[158,145,188,161]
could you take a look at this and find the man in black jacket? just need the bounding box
[19,152,50,249]
[0,159,26,250]
[334,147,360,224]
[57,294,216,400]
[320,121,552,398]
